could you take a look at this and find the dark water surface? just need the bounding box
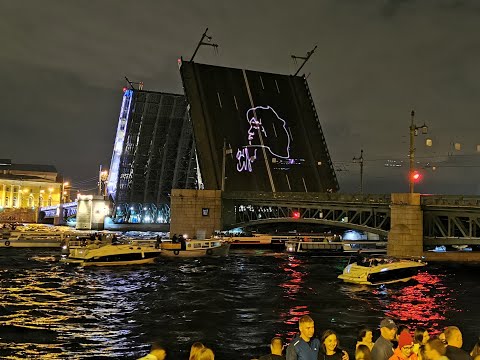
[0,249,479,359]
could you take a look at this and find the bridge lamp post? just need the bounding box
[61,182,70,204]
[409,110,428,194]
[221,139,233,192]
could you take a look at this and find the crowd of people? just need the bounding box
[136,315,480,360]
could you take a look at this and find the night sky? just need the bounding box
[1,0,479,195]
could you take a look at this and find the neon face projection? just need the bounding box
[236,106,291,173]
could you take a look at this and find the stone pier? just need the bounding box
[169,189,222,239]
[387,193,424,258]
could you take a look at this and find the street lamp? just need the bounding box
[353,149,364,194]
[409,110,428,193]
[61,182,70,204]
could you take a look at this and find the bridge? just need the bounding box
[221,192,480,245]
[170,189,480,260]
[39,202,77,223]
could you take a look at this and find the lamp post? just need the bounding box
[353,149,364,194]
[409,110,428,193]
[221,138,232,192]
[61,182,69,204]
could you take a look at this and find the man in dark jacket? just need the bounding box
[372,318,397,360]
[286,315,320,360]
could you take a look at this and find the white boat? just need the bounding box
[338,256,426,285]
[285,238,387,255]
[160,239,230,257]
[1,229,79,248]
[60,240,161,266]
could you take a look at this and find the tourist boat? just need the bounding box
[337,256,426,285]
[60,240,161,266]
[285,238,387,255]
[160,239,230,257]
[1,227,80,248]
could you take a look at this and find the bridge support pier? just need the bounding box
[170,189,222,239]
[387,193,423,258]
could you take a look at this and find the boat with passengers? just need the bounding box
[60,238,161,266]
[160,238,230,257]
[337,255,426,285]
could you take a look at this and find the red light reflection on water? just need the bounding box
[278,257,310,334]
[279,256,305,298]
[373,271,457,331]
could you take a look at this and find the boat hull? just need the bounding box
[61,256,158,267]
[61,244,161,267]
[1,239,63,248]
[161,243,230,257]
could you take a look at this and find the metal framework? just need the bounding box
[422,195,480,245]
[108,90,197,224]
[222,192,390,235]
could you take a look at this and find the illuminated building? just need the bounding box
[107,89,197,224]
[0,159,62,222]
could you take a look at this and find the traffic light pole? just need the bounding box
[409,111,415,194]
[409,110,428,194]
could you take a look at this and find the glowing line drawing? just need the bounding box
[236,106,291,173]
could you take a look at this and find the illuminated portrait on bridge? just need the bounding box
[236,106,291,172]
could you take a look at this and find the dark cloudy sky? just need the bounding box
[1,0,480,194]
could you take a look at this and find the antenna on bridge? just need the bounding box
[353,149,364,194]
[124,76,144,90]
[190,28,219,62]
[291,45,318,76]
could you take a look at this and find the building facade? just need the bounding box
[0,159,62,222]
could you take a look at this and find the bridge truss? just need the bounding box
[422,196,480,245]
[222,192,391,236]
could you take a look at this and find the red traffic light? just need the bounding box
[292,211,300,219]
[411,171,422,182]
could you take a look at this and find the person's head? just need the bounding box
[398,331,414,358]
[358,328,373,343]
[198,347,215,360]
[149,342,167,360]
[299,315,315,341]
[396,325,410,341]
[444,326,463,348]
[379,318,397,341]
[189,342,205,360]
[471,337,480,358]
[356,344,372,360]
[321,329,339,355]
[414,327,430,345]
[270,337,283,355]
[425,338,446,360]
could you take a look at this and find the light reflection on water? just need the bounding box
[0,249,478,359]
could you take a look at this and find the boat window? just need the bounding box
[194,243,202,248]
[202,242,210,248]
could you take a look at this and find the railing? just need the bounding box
[421,195,480,207]
[223,192,391,204]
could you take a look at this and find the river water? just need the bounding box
[0,249,479,359]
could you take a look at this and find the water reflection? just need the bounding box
[278,256,310,338]
[0,250,477,359]
[378,271,456,331]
